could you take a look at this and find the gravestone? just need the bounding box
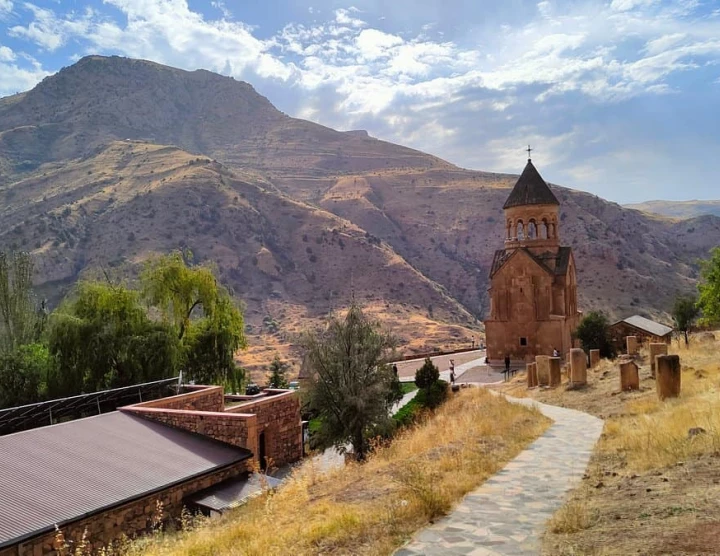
[656,354,681,400]
[626,336,638,355]
[526,362,538,388]
[589,349,600,368]
[570,348,587,385]
[649,343,668,378]
[620,360,639,391]
[536,355,550,387]
[549,357,562,387]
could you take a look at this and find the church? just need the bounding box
[484,155,581,363]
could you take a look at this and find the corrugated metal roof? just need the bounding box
[190,474,282,512]
[620,315,674,337]
[0,411,251,548]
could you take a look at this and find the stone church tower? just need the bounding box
[484,157,581,363]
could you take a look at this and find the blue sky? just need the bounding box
[1,0,719,203]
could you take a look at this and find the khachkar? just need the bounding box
[485,151,582,364]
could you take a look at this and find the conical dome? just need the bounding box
[503,160,559,209]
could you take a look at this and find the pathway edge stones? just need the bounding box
[396,391,604,556]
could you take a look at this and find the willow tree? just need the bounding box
[141,251,246,389]
[301,303,397,461]
[0,251,45,353]
[47,282,179,397]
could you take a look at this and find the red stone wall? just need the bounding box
[226,391,302,467]
[4,462,245,556]
[121,407,259,460]
[132,385,224,412]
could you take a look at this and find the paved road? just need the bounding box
[396,394,604,555]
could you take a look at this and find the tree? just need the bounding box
[301,303,397,461]
[0,251,45,353]
[698,247,720,325]
[574,311,615,358]
[47,282,180,397]
[141,252,247,389]
[672,294,700,346]
[267,355,289,389]
[0,343,52,408]
[415,357,439,389]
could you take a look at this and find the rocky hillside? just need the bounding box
[624,200,720,219]
[1,55,719,375]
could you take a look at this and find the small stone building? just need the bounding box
[484,157,582,363]
[609,315,673,352]
[0,385,302,555]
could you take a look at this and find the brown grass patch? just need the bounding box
[128,388,550,556]
[534,336,720,555]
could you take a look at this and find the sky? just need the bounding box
[0,0,719,203]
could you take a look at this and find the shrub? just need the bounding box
[415,379,448,410]
[415,357,439,389]
[393,398,422,427]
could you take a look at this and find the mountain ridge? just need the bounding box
[1,55,719,376]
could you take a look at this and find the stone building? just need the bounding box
[609,315,673,352]
[0,385,302,556]
[484,157,582,363]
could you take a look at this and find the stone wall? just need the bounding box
[4,462,245,556]
[121,407,259,461]
[226,391,302,467]
[131,385,224,412]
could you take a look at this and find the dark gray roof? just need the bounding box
[614,315,673,337]
[190,474,282,512]
[490,247,572,278]
[0,411,251,548]
[503,160,559,209]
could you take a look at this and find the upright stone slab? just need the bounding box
[656,354,681,400]
[536,355,550,387]
[549,357,562,387]
[570,348,587,385]
[526,362,538,388]
[649,343,668,378]
[626,336,639,355]
[589,349,600,368]
[620,360,639,391]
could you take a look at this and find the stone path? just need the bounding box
[396,395,604,555]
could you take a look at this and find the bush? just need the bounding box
[574,311,616,358]
[415,357,439,389]
[393,398,422,427]
[417,379,448,409]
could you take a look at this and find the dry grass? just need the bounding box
[536,335,720,555]
[128,388,550,556]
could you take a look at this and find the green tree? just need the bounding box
[414,357,439,389]
[672,294,700,346]
[0,251,45,353]
[698,247,720,325]
[141,252,247,389]
[301,303,397,461]
[267,355,289,389]
[0,343,53,408]
[574,311,615,358]
[47,282,179,397]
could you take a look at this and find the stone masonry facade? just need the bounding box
[1,462,246,556]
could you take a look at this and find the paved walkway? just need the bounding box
[396,395,604,555]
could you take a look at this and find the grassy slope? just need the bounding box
[129,388,550,556]
[496,336,720,555]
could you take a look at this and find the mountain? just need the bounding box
[624,200,720,219]
[1,55,719,376]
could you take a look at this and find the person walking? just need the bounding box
[449,359,456,384]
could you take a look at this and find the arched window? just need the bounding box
[550,222,557,239]
[540,219,548,239]
[516,221,525,241]
[528,220,537,239]
[506,220,512,239]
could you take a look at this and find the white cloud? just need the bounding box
[610,0,658,12]
[0,47,50,96]
[0,0,11,15]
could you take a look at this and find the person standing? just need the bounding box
[552,348,559,357]
[449,359,456,384]
[504,354,510,373]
